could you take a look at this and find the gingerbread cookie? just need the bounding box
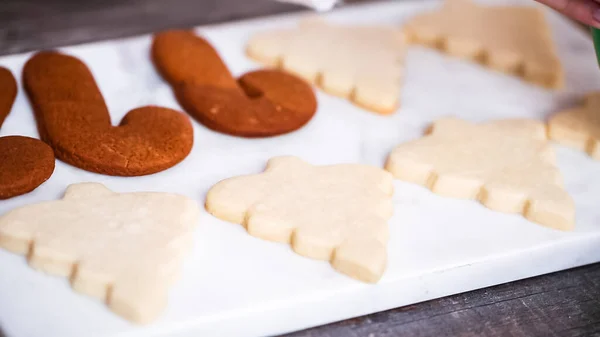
[548,93,600,160]
[23,51,193,176]
[246,19,406,114]
[0,67,55,199]
[403,0,563,89]
[206,156,394,283]
[0,67,16,127]
[152,30,317,137]
[0,183,200,323]
[385,118,574,230]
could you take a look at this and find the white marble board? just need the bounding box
[1,0,600,336]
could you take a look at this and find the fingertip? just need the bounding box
[538,0,600,28]
[592,8,600,28]
[567,0,600,28]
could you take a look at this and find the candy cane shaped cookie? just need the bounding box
[152,30,317,137]
[23,51,194,176]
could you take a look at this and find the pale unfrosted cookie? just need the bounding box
[206,156,394,283]
[246,19,406,114]
[404,0,563,89]
[548,93,600,160]
[0,183,200,323]
[385,118,574,230]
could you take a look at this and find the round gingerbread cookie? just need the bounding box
[0,136,55,199]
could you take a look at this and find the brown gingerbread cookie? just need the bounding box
[151,30,317,137]
[23,51,194,176]
[0,67,55,199]
[0,67,16,127]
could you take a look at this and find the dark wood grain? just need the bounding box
[0,0,295,56]
[0,1,598,337]
[0,0,371,56]
[285,264,600,337]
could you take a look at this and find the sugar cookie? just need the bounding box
[246,19,406,114]
[206,156,394,283]
[0,66,55,199]
[152,30,317,137]
[23,51,194,176]
[403,0,563,89]
[0,183,200,323]
[385,118,574,230]
[548,93,600,159]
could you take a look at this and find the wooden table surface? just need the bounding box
[1,0,599,336]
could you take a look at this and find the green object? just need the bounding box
[592,27,600,68]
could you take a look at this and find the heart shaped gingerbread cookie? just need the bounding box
[152,30,317,137]
[23,51,194,176]
[0,67,55,199]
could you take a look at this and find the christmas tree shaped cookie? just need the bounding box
[403,0,563,89]
[0,183,200,323]
[548,93,600,160]
[246,19,406,114]
[206,156,394,283]
[386,118,574,230]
